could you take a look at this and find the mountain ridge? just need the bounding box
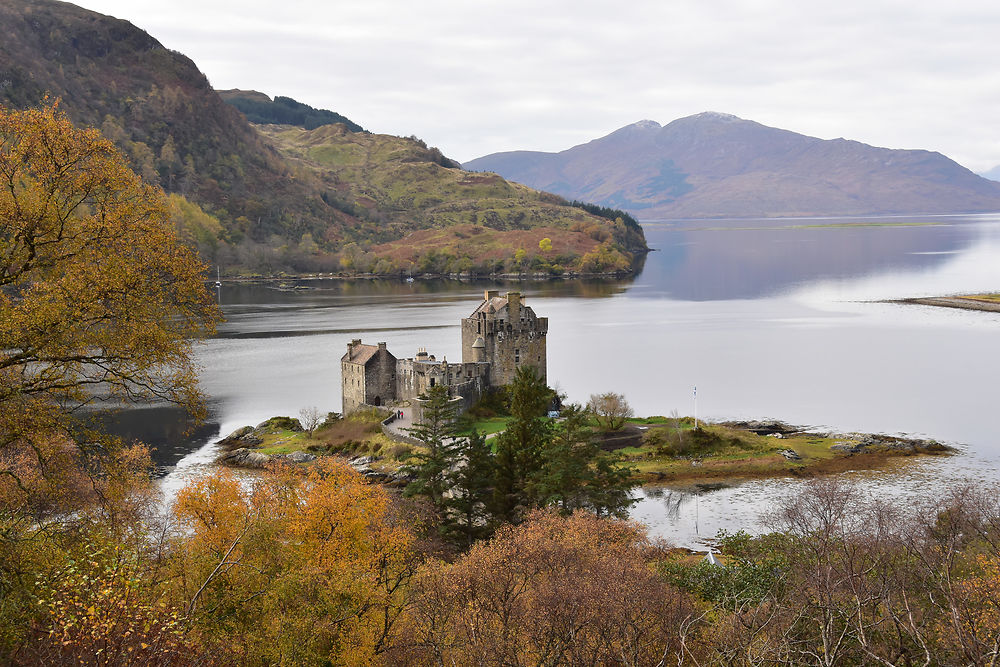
[465,114,1000,219]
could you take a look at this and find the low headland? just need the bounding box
[890,293,1000,313]
[214,411,953,487]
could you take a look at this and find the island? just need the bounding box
[214,411,953,486]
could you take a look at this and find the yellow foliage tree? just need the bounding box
[0,103,220,459]
[171,460,416,664]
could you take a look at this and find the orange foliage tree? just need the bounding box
[170,459,417,664]
[391,510,695,665]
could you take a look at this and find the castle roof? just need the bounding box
[342,343,380,365]
[471,296,510,316]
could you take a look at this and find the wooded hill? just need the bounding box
[0,0,646,275]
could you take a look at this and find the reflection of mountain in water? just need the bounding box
[635,218,976,301]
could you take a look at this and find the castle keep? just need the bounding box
[341,291,547,415]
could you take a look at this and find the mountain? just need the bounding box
[465,113,1000,219]
[981,165,1000,182]
[0,0,645,275]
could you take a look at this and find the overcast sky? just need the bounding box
[76,0,1000,171]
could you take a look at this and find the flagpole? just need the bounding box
[694,385,698,430]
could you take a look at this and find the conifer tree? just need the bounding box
[535,404,635,517]
[402,385,462,508]
[491,366,554,523]
[442,431,496,547]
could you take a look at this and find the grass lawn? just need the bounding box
[457,416,512,436]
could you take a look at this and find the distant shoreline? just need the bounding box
[205,269,637,286]
[890,295,1000,313]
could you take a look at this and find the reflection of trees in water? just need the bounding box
[646,487,691,521]
[85,406,220,471]
[221,275,636,304]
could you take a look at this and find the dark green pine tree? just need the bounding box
[491,366,554,524]
[534,404,636,518]
[442,431,496,548]
[402,385,462,508]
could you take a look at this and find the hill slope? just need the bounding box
[0,0,645,274]
[466,113,1000,219]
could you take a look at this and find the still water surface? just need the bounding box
[138,214,1000,547]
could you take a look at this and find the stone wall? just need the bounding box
[364,343,397,407]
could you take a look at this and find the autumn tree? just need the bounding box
[0,103,220,462]
[0,103,220,658]
[389,510,695,665]
[170,460,417,664]
[587,391,634,431]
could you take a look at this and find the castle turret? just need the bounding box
[471,336,486,363]
[461,291,546,386]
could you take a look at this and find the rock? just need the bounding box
[830,443,860,453]
[285,451,316,463]
[217,448,272,468]
[767,433,784,439]
[778,449,802,460]
[217,425,264,450]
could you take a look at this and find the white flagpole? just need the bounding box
[694,385,698,429]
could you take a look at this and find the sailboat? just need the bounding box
[215,266,222,288]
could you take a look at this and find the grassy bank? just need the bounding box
[612,419,952,484]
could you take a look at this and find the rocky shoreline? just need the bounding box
[721,419,951,455]
[214,419,411,485]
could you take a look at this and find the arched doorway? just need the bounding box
[372,396,382,406]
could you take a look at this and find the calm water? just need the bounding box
[141,213,1000,547]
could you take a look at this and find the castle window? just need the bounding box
[477,321,481,333]
[430,378,435,387]
[515,349,520,364]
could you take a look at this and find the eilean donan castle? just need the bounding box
[341,291,547,414]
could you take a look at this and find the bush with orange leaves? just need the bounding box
[169,459,418,665]
[389,510,696,666]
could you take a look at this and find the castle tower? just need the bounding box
[461,290,547,387]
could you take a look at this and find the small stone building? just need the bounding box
[341,291,547,415]
[341,341,396,414]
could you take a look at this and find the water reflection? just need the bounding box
[638,215,984,300]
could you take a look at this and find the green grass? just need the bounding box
[457,416,512,436]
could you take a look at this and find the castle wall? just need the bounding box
[364,346,397,407]
[342,362,367,414]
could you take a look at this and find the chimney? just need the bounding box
[507,292,521,321]
[485,290,499,301]
[377,342,387,351]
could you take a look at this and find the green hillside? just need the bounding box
[0,0,646,275]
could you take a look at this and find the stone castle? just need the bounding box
[341,291,547,415]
